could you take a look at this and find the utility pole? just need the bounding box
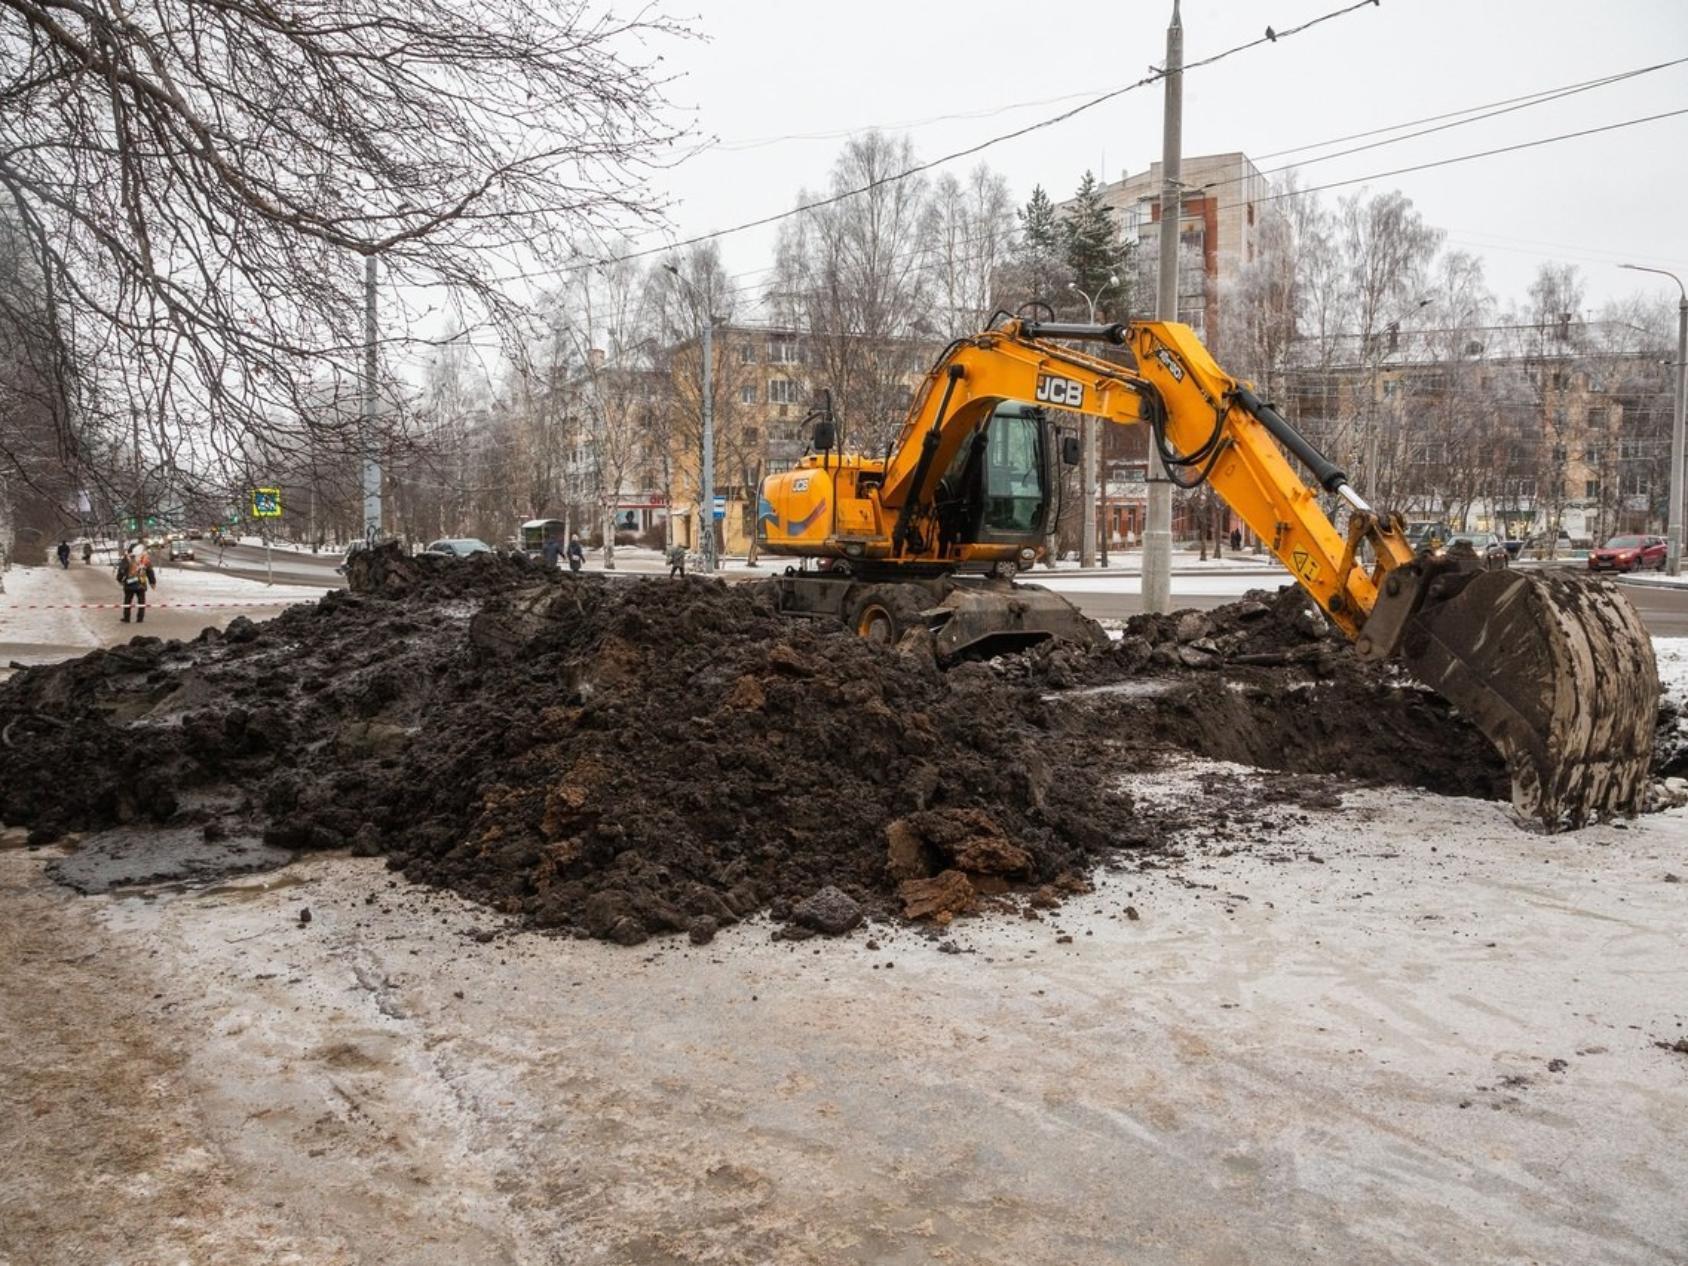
[1142,0,1181,613]
[1619,263,1686,575]
[701,317,717,572]
[361,253,381,544]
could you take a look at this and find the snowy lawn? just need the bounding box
[0,565,99,650]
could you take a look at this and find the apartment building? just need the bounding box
[1088,152,1270,338]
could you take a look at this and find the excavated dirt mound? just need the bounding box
[1005,586,1512,802]
[4,548,1646,943]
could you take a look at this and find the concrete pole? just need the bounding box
[1081,413,1097,567]
[700,318,716,572]
[361,253,381,544]
[1672,296,1687,575]
[1620,264,1687,575]
[1142,0,1182,613]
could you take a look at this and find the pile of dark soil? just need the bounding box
[0,550,1150,942]
[0,551,1598,943]
[1007,585,1512,802]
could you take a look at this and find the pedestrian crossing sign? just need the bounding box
[252,487,282,518]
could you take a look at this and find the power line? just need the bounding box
[536,0,1382,277]
[1252,56,1688,161]
[1184,56,1688,200]
[1250,107,1688,204]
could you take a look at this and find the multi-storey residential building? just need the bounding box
[1276,321,1676,546]
[1085,152,1270,338]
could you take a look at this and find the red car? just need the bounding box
[1588,534,1668,572]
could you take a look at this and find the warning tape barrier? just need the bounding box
[2,599,308,610]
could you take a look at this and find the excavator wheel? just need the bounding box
[848,585,930,646]
[1396,568,1657,829]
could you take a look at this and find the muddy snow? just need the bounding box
[2,553,1685,1263]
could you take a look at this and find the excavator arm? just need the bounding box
[914,318,1657,827]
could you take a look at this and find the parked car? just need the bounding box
[169,539,195,561]
[1444,532,1510,568]
[423,537,494,559]
[1404,520,1450,552]
[1588,534,1668,572]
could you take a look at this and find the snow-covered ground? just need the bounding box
[4,765,1683,1264]
[0,563,100,651]
[0,562,328,672]
[152,563,332,605]
[1622,571,1688,589]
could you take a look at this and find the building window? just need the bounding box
[769,337,800,364]
[740,384,757,404]
[739,343,755,364]
[1620,470,1649,496]
[1585,479,1599,498]
[743,426,759,446]
[768,379,799,404]
[1382,380,1398,399]
[1551,444,1567,465]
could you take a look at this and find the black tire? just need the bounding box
[846,584,929,646]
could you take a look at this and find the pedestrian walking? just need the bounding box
[667,544,687,578]
[56,540,70,569]
[566,534,585,574]
[81,541,92,565]
[1229,527,1242,552]
[117,543,157,624]
[542,535,561,568]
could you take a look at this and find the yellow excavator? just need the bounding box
[756,318,1658,829]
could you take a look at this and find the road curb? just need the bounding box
[1615,574,1688,591]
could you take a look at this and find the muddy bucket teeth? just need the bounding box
[1397,569,1657,829]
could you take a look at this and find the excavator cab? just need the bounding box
[931,403,1067,561]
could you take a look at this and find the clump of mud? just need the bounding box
[0,550,1562,943]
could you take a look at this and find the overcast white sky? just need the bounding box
[626,0,1688,317]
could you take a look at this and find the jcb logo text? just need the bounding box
[1035,375,1084,408]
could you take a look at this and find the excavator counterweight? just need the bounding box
[756,318,1658,828]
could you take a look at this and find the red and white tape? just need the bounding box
[2,599,305,610]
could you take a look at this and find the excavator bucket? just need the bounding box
[1395,569,1657,829]
[929,583,1112,661]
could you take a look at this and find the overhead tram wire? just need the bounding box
[1252,56,1688,161]
[493,51,1677,301]
[1247,107,1688,205]
[521,0,1385,279]
[1175,55,1688,203]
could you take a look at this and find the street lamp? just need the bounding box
[1618,263,1687,575]
[664,263,718,573]
[1067,274,1120,568]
